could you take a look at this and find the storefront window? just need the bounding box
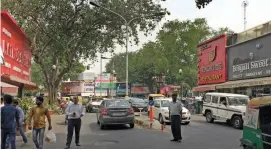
[252,86,271,97]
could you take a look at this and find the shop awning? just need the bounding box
[1,74,39,90]
[0,81,18,88]
[216,77,271,89]
[192,84,216,92]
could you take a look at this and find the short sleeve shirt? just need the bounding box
[168,101,182,116]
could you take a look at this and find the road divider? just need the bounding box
[134,115,169,132]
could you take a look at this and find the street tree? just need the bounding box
[2,0,167,103]
[106,18,233,91]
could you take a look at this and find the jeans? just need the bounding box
[6,121,27,147]
[66,119,81,146]
[32,128,45,149]
[1,128,16,149]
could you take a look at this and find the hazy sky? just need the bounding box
[87,0,271,74]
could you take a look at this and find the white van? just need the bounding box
[153,98,191,125]
[202,92,249,129]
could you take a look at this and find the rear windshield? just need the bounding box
[105,100,129,107]
[131,98,145,103]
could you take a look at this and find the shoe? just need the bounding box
[170,139,178,142]
[65,146,70,149]
[76,143,81,146]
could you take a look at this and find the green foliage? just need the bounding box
[2,0,167,103]
[18,97,36,122]
[196,0,213,9]
[106,18,233,91]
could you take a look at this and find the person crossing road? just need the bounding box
[168,93,183,142]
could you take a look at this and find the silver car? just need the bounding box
[96,99,135,130]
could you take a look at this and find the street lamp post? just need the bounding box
[89,1,167,99]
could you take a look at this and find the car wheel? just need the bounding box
[130,123,134,128]
[159,114,164,124]
[206,111,214,123]
[232,116,243,129]
[183,122,190,125]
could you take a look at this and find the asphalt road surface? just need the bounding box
[16,113,242,149]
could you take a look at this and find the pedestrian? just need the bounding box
[65,96,85,149]
[1,94,20,149]
[169,93,182,142]
[28,96,52,149]
[13,99,28,144]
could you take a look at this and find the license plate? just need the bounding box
[113,113,126,116]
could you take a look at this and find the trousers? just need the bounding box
[171,115,182,140]
[32,128,45,149]
[1,128,16,149]
[66,118,81,146]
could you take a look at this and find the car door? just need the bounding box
[153,100,161,119]
[217,96,228,119]
[211,96,219,116]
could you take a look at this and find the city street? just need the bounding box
[16,113,243,149]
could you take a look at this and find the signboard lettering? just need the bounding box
[200,74,222,81]
[232,58,271,79]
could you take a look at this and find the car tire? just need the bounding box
[159,114,164,124]
[232,116,243,129]
[130,123,134,128]
[183,122,190,125]
[206,111,214,123]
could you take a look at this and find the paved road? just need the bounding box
[16,113,242,149]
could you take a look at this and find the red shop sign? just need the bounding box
[197,34,227,85]
[1,11,32,81]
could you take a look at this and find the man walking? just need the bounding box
[28,96,52,149]
[13,99,28,144]
[1,94,20,149]
[169,93,183,142]
[6,99,28,148]
[65,96,84,149]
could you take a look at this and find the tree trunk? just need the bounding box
[48,84,58,105]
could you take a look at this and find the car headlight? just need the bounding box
[164,111,169,115]
[187,111,190,115]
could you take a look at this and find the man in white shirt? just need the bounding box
[65,97,84,149]
[168,93,182,142]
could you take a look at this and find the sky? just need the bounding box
[86,0,271,75]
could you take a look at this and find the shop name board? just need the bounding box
[232,58,271,80]
[200,73,222,82]
[2,40,31,67]
[200,63,222,73]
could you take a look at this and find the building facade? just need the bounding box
[193,21,271,97]
[1,11,38,96]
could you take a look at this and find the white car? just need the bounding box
[202,92,249,129]
[153,98,191,125]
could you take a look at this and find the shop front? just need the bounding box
[1,11,38,96]
[216,33,271,97]
[193,34,227,95]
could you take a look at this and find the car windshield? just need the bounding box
[227,97,248,106]
[154,96,165,99]
[131,98,145,103]
[161,100,170,107]
[105,100,129,107]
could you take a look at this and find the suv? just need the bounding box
[202,92,249,129]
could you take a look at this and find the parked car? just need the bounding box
[86,99,102,113]
[128,97,148,114]
[153,98,191,125]
[96,99,135,129]
[202,92,249,129]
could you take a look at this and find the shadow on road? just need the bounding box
[89,122,131,131]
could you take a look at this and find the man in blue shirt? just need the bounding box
[1,94,20,149]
